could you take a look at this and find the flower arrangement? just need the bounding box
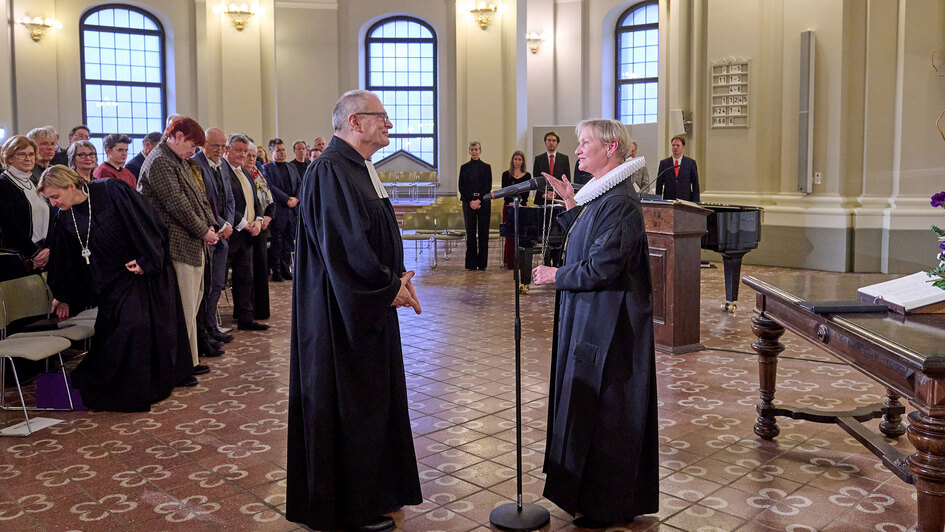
[929,190,945,290]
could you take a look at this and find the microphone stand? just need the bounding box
[490,196,550,532]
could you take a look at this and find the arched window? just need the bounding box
[365,17,437,166]
[615,2,658,124]
[80,5,167,159]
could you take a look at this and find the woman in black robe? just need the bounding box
[533,120,658,528]
[39,165,194,412]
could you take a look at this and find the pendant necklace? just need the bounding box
[71,187,92,265]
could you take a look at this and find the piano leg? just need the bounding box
[720,252,749,312]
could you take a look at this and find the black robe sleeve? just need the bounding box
[105,179,168,276]
[46,216,82,306]
[304,159,401,339]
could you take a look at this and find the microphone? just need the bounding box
[483,176,549,201]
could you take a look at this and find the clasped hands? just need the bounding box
[392,270,421,314]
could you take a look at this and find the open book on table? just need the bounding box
[856,272,945,314]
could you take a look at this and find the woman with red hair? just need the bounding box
[137,116,218,385]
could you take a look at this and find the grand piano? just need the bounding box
[699,202,763,311]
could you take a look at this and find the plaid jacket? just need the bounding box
[138,141,216,267]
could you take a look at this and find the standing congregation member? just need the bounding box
[68,140,98,182]
[126,132,162,178]
[222,133,267,331]
[26,127,59,185]
[41,166,195,409]
[0,135,53,271]
[291,139,309,176]
[533,119,659,528]
[286,90,422,532]
[656,135,699,202]
[261,138,299,281]
[458,141,492,270]
[138,117,219,381]
[93,133,137,188]
[193,128,236,345]
[242,142,273,320]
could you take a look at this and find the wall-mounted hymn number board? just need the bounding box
[711,59,750,128]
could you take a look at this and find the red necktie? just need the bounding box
[674,159,680,178]
[549,153,555,176]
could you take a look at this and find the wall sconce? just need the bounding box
[525,32,545,54]
[16,16,62,42]
[469,2,499,30]
[213,3,258,31]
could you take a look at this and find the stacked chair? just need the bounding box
[400,195,505,269]
[0,275,91,436]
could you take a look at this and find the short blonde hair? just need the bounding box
[36,165,82,194]
[574,119,632,161]
[1,135,37,169]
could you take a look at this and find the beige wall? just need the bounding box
[4,0,945,272]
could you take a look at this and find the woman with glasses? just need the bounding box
[0,135,54,271]
[68,140,98,182]
[243,142,274,320]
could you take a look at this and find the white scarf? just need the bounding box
[573,156,647,206]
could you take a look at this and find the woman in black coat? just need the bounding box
[500,150,530,269]
[0,135,54,271]
[533,119,657,528]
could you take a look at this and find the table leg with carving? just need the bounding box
[751,313,785,440]
[880,388,907,438]
[907,409,945,531]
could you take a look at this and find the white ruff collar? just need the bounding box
[573,156,646,206]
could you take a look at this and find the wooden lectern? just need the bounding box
[642,199,709,354]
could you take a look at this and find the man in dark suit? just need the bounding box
[656,135,700,202]
[533,131,571,205]
[126,132,162,178]
[261,138,300,281]
[223,134,268,331]
[192,128,236,345]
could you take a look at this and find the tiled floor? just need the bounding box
[0,243,921,531]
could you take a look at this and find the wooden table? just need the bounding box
[743,275,945,532]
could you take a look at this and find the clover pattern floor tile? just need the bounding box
[0,246,921,530]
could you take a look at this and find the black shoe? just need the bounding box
[347,515,395,532]
[254,314,270,321]
[198,337,223,357]
[199,347,224,358]
[573,516,616,529]
[210,329,233,343]
[176,376,198,387]
[282,271,293,280]
[271,274,284,282]
[209,338,224,349]
[193,364,210,376]
[238,321,270,331]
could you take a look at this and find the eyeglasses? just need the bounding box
[357,112,392,123]
[74,152,96,158]
[12,152,36,159]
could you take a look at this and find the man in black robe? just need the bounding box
[286,90,422,532]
